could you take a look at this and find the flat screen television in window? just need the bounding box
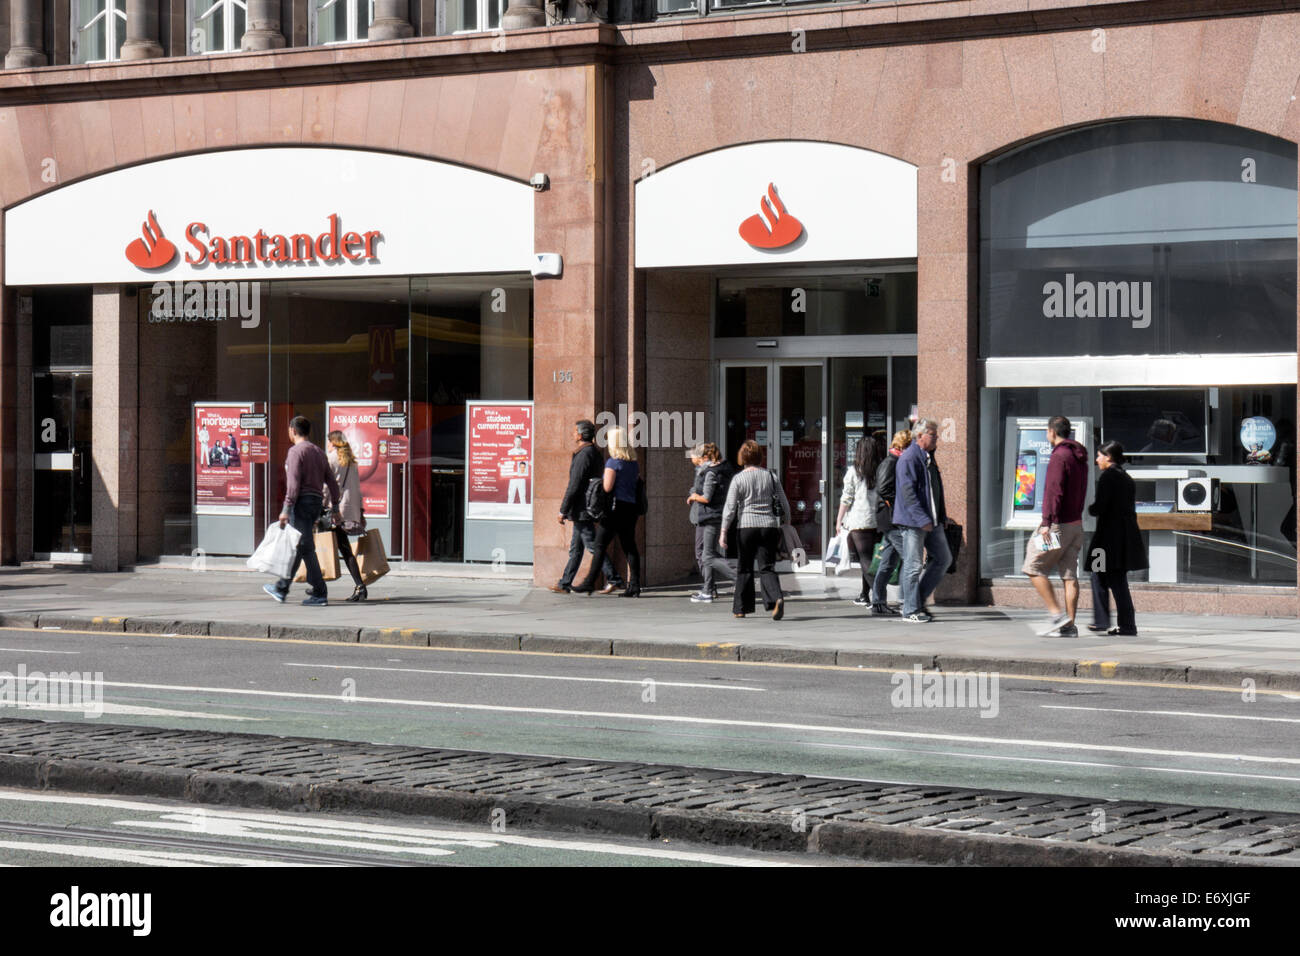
[1101,388,1209,456]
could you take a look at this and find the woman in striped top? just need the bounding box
[719,440,792,621]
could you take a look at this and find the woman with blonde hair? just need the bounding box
[324,429,367,602]
[573,426,643,597]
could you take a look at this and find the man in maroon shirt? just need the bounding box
[1022,415,1089,636]
[264,416,340,606]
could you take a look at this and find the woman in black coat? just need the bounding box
[1087,441,1147,636]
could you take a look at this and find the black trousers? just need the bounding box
[1091,570,1136,633]
[578,504,640,591]
[847,529,880,600]
[735,526,783,614]
[277,495,325,596]
[333,527,363,588]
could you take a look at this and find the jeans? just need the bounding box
[1091,570,1136,633]
[695,522,735,594]
[276,494,326,597]
[577,504,640,592]
[871,529,903,605]
[898,524,950,616]
[558,518,622,589]
[735,526,782,614]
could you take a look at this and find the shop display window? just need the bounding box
[136,275,532,564]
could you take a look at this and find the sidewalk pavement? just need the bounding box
[3,564,1299,688]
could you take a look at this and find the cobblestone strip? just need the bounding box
[0,718,1295,864]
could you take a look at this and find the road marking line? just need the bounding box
[15,675,1300,767]
[0,791,801,866]
[0,701,263,720]
[0,647,80,655]
[1042,704,1300,723]
[2,625,1297,695]
[281,662,764,692]
[0,838,305,867]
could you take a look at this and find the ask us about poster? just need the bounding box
[194,403,253,515]
[466,402,533,521]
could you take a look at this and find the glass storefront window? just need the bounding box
[981,119,1297,358]
[716,273,917,337]
[979,386,1298,586]
[135,275,532,564]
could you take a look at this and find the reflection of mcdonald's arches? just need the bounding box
[369,326,397,365]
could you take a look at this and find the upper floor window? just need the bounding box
[313,0,373,44]
[190,0,248,54]
[72,0,126,63]
[444,0,505,33]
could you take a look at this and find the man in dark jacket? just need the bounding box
[892,419,950,622]
[1024,415,1089,636]
[264,416,340,607]
[869,431,909,615]
[552,419,624,593]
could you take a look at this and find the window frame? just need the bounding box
[187,0,250,54]
[71,0,128,65]
[310,0,376,46]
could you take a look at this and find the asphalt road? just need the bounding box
[1,625,1298,814]
[0,787,826,867]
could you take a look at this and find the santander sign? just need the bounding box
[737,182,803,249]
[123,209,383,270]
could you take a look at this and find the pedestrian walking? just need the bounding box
[718,439,791,620]
[1025,415,1089,637]
[836,436,883,607]
[1087,440,1147,636]
[264,416,339,607]
[325,429,368,603]
[686,442,736,603]
[892,419,950,623]
[572,426,642,598]
[552,419,624,594]
[869,429,912,616]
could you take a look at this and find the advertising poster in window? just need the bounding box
[325,402,391,518]
[466,402,533,521]
[194,403,254,515]
[1003,417,1092,530]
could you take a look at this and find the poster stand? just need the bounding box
[464,401,534,564]
[193,401,257,556]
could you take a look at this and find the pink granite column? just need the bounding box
[91,286,139,571]
[916,163,976,604]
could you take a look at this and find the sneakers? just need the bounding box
[263,583,287,603]
[871,603,900,616]
[903,611,933,623]
[598,583,619,595]
[1038,610,1070,636]
[689,591,714,603]
[772,598,785,621]
[302,594,328,606]
[852,596,871,607]
[1050,622,1078,638]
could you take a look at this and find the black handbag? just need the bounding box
[944,522,963,574]
[635,476,648,516]
[585,476,611,521]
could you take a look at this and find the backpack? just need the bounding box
[708,462,734,508]
[585,476,611,521]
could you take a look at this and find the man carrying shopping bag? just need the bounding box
[263,416,340,606]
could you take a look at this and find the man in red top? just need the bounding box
[1023,415,1089,636]
[264,416,340,607]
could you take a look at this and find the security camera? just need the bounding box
[530,173,549,191]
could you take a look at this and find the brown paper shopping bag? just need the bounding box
[293,530,341,582]
[354,528,390,585]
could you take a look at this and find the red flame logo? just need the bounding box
[737,183,803,249]
[124,210,178,269]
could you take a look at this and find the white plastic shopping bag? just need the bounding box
[825,531,853,575]
[247,522,302,579]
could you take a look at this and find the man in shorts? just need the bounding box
[1025,415,1089,636]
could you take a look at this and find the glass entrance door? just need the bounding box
[34,371,93,559]
[720,361,825,558]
